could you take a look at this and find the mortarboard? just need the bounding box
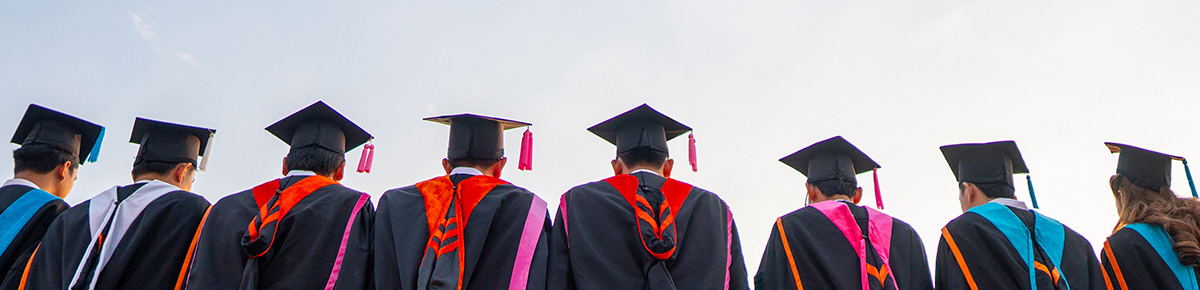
[588,104,699,171]
[424,113,535,170]
[265,101,375,173]
[129,117,216,171]
[1106,142,1198,197]
[11,104,105,164]
[780,136,885,208]
[940,141,1041,208]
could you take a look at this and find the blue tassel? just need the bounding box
[87,127,104,163]
[1184,159,1198,198]
[1027,175,1039,209]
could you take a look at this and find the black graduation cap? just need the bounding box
[941,140,1042,208]
[129,118,216,171]
[780,136,885,208]
[10,104,105,164]
[424,114,531,160]
[265,101,372,154]
[587,104,691,155]
[1106,142,1197,197]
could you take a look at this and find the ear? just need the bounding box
[611,158,623,176]
[662,159,674,178]
[175,163,193,183]
[281,157,289,176]
[852,187,863,204]
[442,158,453,175]
[491,158,507,178]
[57,161,72,181]
[333,162,345,181]
[805,183,819,203]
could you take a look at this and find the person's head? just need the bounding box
[806,181,862,204]
[611,147,673,176]
[1110,174,1200,265]
[958,181,1014,212]
[12,145,78,198]
[442,157,507,177]
[132,161,196,191]
[781,136,880,205]
[426,113,531,178]
[282,147,346,180]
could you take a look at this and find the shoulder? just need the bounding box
[156,190,212,209]
[381,184,422,200]
[1107,226,1151,248]
[562,179,618,198]
[942,211,990,232]
[213,188,254,206]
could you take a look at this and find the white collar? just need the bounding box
[450,167,484,176]
[989,198,1029,210]
[630,169,661,176]
[2,178,41,190]
[286,170,317,177]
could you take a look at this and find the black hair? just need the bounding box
[961,181,1016,199]
[131,161,192,177]
[448,158,501,170]
[810,180,857,197]
[618,147,668,169]
[12,145,78,174]
[285,147,345,176]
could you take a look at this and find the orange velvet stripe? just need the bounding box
[174,206,213,290]
[1103,241,1128,290]
[941,227,979,290]
[776,218,803,290]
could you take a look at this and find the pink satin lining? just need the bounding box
[724,207,733,290]
[324,193,369,290]
[510,196,547,290]
[559,194,568,247]
[810,201,896,289]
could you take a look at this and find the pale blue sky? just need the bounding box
[4,0,1200,281]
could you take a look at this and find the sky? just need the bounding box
[4,0,1200,283]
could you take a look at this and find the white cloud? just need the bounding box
[128,11,157,40]
[174,52,198,66]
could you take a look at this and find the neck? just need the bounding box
[812,194,854,203]
[625,166,663,175]
[14,171,61,197]
[134,173,179,188]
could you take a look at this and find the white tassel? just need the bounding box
[198,132,214,171]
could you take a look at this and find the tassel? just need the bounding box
[873,168,883,210]
[1027,175,1039,209]
[198,132,214,171]
[688,133,697,172]
[87,127,104,163]
[518,128,533,171]
[356,142,374,173]
[1184,159,1198,198]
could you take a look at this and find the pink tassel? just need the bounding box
[688,133,698,172]
[357,143,375,173]
[873,168,883,209]
[518,128,533,171]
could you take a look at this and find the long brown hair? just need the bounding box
[1111,174,1200,265]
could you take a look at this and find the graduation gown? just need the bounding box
[0,182,69,290]
[935,201,1104,290]
[19,180,210,290]
[548,171,749,290]
[373,173,550,290]
[754,200,932,290]
[182,174,374,290]
[1100,223,1200,290]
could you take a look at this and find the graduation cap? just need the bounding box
[940,141,1041,208]
[424,114,535,170]
[129,118,216,171]
[10,104,105,164]
[265,101,376,173]
[588,104,699,171]
[1106,142,1198,197]
[780,136,885,209]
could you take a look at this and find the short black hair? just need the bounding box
[448,158,501,170]
[131,161,191,177]
[285,147,345,176]
[13,145,78,174]
[810,180,857,197]
[618,147,668,169]
[962,181,1016,199]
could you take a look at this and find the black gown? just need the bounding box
[1100,224,1200,290]
[20,181,210,290]
[547,171,749,290]
[935,202,1104,290]
[373,173,550,290]
[0,184,69,290]
[183,175,374,290]
[755,200,933,290]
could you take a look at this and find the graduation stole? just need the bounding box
[808,200,897,289]
[604,174,692,260]
[414,175,509,289]
[242,175,338,258]
[1112,224,1199,290]
[965,202,1070,289]
[0,187,58,255]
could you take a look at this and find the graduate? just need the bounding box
[0,104,103,290]
[755,136,932,290]
[547,104,749,290]
[373,114,549,290]
[182,101,375,290]
[934,141,1104,290]
[1100,143,1200,289]
[20,118,213,290]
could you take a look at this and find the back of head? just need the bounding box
[285,146,345,176]
[1112,174,1200,265]
[618,147,668,169]
[970,182,1016,199]
[13,144,78,174]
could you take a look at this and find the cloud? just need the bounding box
[128,11,157,40]
[174,52,198,66]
